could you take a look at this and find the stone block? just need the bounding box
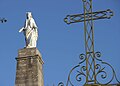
[15,48,44,86]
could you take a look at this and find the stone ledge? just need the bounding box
[17,47,44,64]
[18,48,41,57]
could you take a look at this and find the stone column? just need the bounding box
[15,48,44,86]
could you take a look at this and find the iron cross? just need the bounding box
[64,0,113,84]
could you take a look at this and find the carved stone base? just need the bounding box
[15,48,44,86]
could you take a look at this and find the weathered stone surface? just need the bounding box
[18,48,42,58]
[15,48,44,86]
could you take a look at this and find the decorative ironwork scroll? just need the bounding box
[58,52,120,86]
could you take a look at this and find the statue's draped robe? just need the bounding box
[24,18,38,48]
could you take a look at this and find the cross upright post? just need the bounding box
[64,0,113,84]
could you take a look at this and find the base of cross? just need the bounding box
[85,84,120,86]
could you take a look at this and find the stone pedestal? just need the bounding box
[15,48,44,86]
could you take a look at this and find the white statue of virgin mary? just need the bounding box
[19,12,38,48]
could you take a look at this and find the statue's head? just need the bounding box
[26,12,32,19]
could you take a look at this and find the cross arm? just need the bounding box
[64,9,113,24]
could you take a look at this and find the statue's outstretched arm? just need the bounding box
[19,20,27,33]
[19,27,24,32]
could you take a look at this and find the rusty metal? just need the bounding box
[64,9,113,24]
[57,0,120,86]
[57,52,120,86]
